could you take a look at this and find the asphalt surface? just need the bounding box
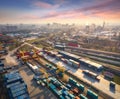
[19,65,57,99]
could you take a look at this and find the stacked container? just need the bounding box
[0,62,4,73]
[87,89,98,99]
[79,94,88,99]
[49,77,75,99]
[68,78,77,86]
[4,71,30,99]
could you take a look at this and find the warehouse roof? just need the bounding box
[59,51,81,59]
[80,58,103,69]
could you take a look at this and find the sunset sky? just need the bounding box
[0,0,120,25]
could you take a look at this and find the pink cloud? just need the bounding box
[33,1,59,9]
[20,15,40,19]
[40,10,88,19]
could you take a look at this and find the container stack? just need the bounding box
[87,89,98,99]
[79,94,88,99]
[48,77,75,99]
[68,78,77,86]
[0,61,4,73]
[4,71,30,99]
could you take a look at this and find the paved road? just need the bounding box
[2,43,26,66]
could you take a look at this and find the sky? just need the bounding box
[0,0,120,25]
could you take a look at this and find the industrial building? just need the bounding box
[58,51,103,72]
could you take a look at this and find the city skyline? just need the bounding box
[0,0,120,25]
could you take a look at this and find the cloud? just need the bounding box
[75,0,120,13]
[33,1,60,9]
[40,10,88,19]
[20,14,40,19]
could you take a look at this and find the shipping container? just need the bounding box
[0,67,4,71]
[87,89,98,99]
[78,84,84,92]
[6,81,21,88]
[0,63,4,67]
[15,93,30,99]
[58,51,81,61]
[79,58,103,72]
[4,72,30,99]
[62,90,69,96]
[49,83,56,89]
[64,95,70,99]
[69,59,80,68]
[12,89,27,98]
[72,88,79,94]
[80,94,88,99]
[10,83,27,90]
[56,54,63,60]
[11,86,26,95]
[66,84,72,89]
[61,58,68,64]
[6,77,22,85]
[59,95,65,99]
[69,78,77,86]
[68,94,75,99]
[83,70,98,79]
[4,73,20,80]
[110,81,116,89]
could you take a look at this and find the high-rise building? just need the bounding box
[103,21,105,29]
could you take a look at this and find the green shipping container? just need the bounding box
[68,94,75,99]
[80,94,88,99]
[69,78,77,85]
[78,84,84,92]
[87,89,98,99]
[59,95,65,99]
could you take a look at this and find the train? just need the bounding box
[58,51,103,72]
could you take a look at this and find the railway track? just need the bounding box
[65,48,120,66]
[66,47,120,58]
[66,51,120,76]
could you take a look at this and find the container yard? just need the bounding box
[0,42,120,99]
[0,2,120,98]
[4,71,30,99]
[15,49,101,99]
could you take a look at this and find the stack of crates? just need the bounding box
[4,71,30,99]
[87,89,98,99]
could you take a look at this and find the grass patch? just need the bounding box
[18,44,32,51]
[35,44,43,48]
[26,38,45,44]
[9,42,22,51]
[113,75,120,85]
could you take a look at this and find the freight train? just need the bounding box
[58,51,103,72]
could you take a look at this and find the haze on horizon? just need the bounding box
[0,0,120,25]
